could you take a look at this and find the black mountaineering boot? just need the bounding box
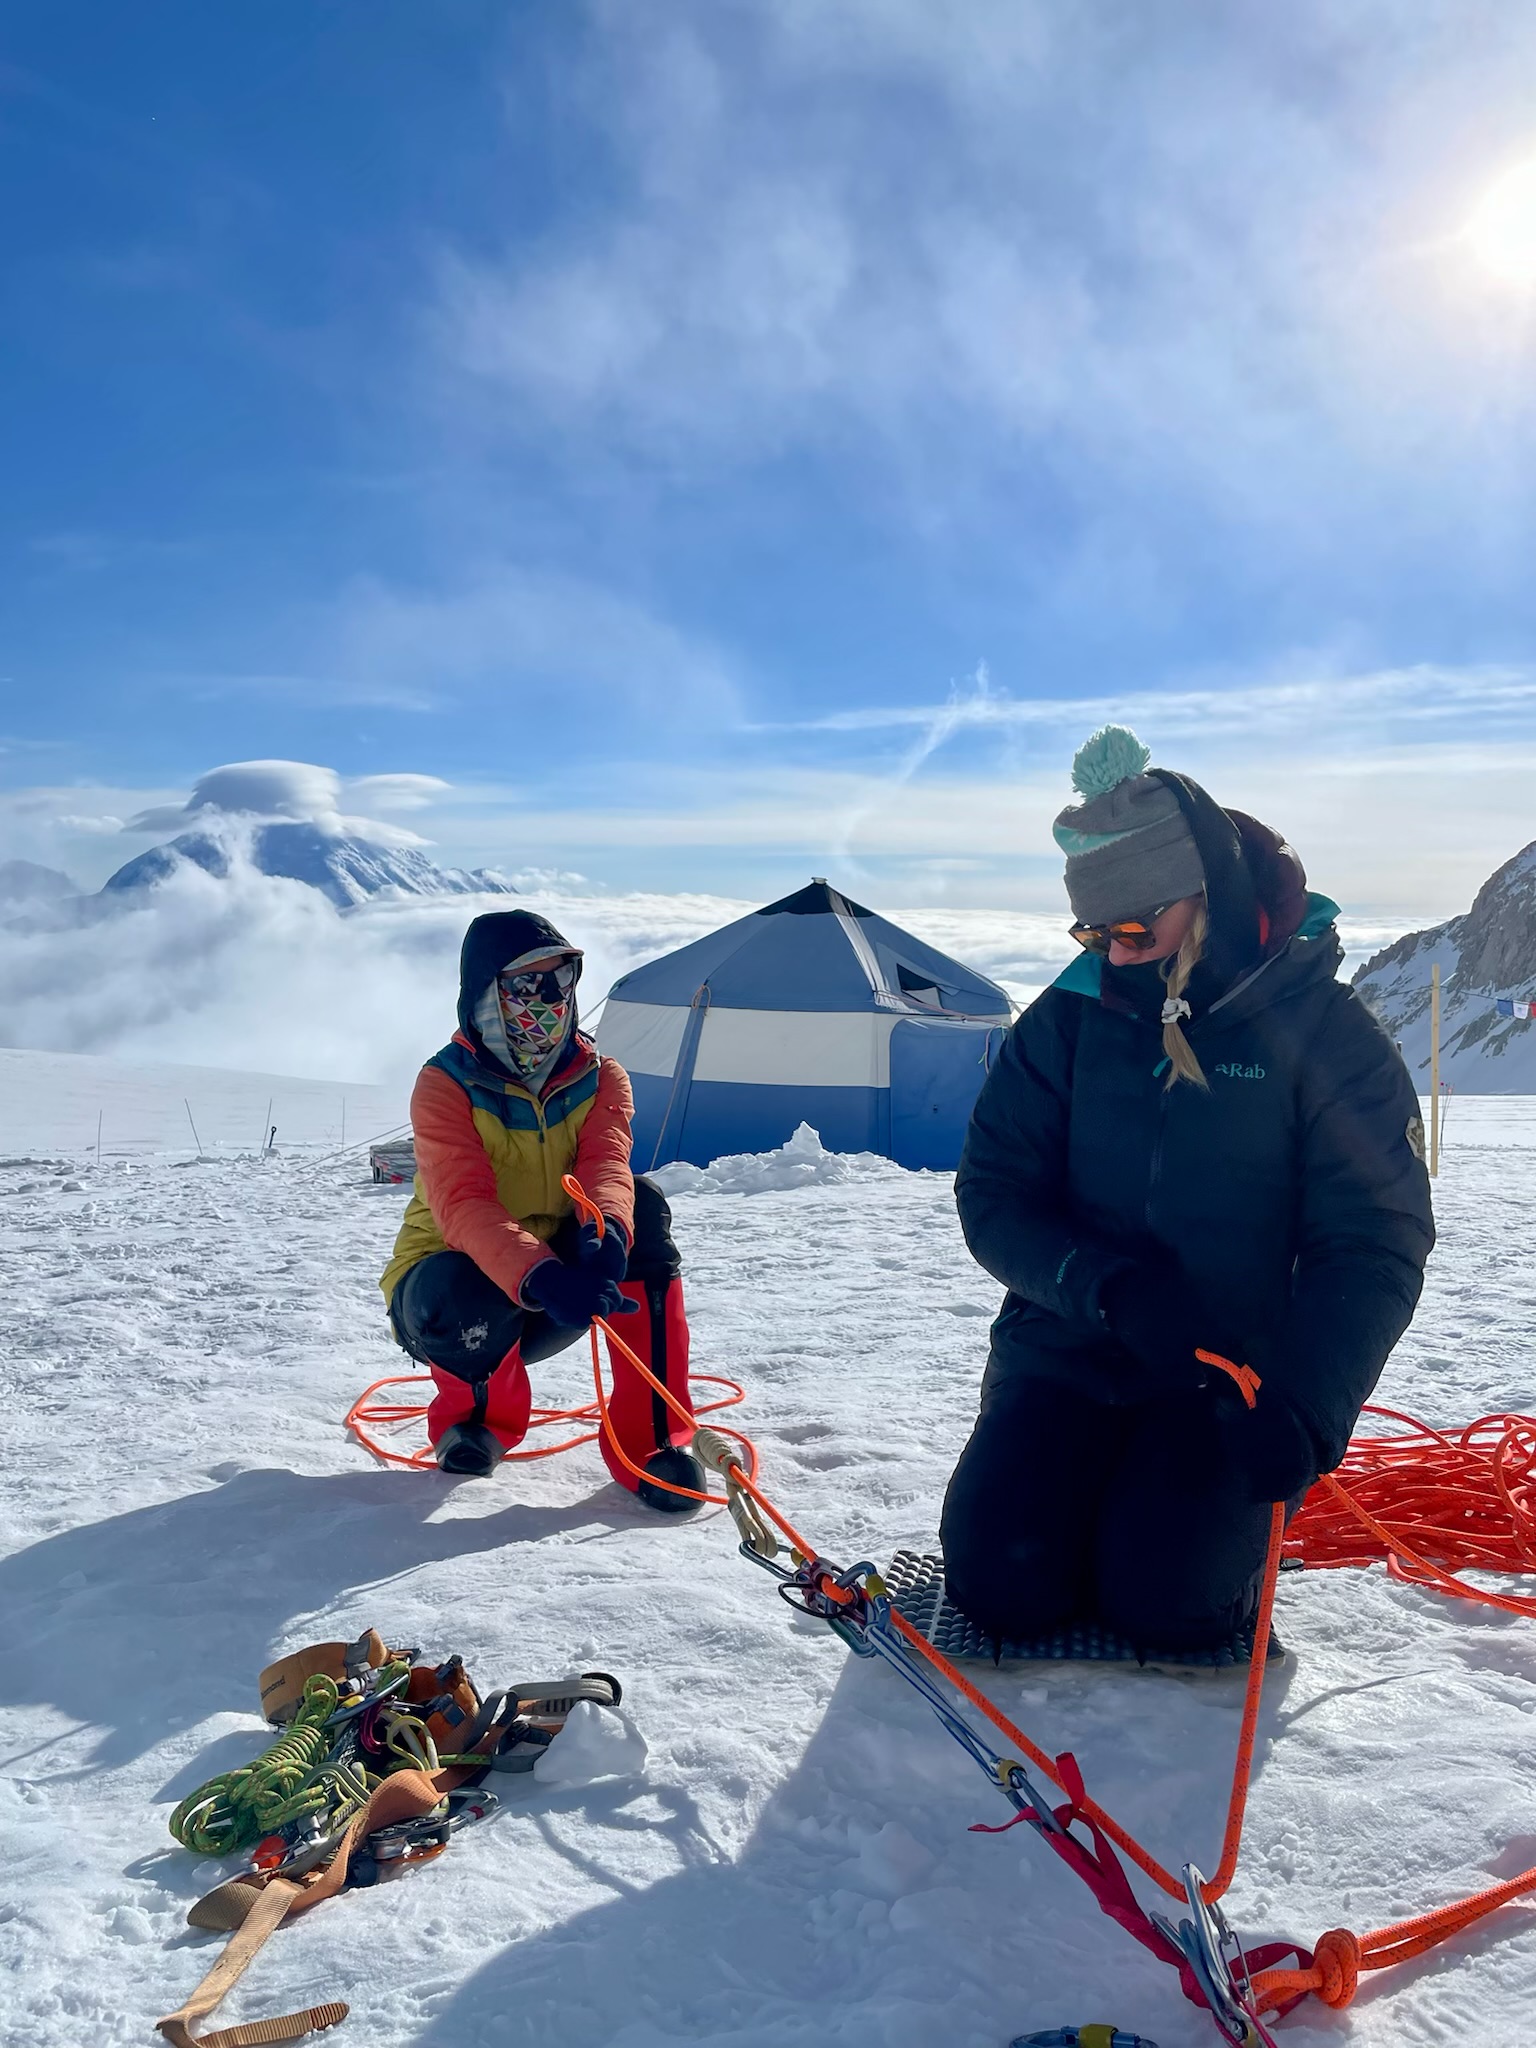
[635,1444,705,1514]
[434,1421,505,1478]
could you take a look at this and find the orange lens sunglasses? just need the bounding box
[1068,902,1173,954]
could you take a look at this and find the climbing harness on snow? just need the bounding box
[158,1628,623,2047]
[539,1175,1536,2047]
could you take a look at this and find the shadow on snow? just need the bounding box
[0,1464,640,1774]
[398,1637,1302,2048]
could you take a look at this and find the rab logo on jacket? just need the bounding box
[1213,1061,1267,1080]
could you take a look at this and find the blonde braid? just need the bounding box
[1160,900,1209,1090]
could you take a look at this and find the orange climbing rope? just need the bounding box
[1285,1405,1536,1609]
[350,1175,1536,2034]
[587,1286,1536,2030]
[1249,1848,1536,2015]
[1241,1403,1536,2016]
[344,1370,749,1475]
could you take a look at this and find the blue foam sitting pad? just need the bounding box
[883,1551,1284,1670]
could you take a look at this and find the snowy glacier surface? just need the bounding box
[2,1054,1534,2048]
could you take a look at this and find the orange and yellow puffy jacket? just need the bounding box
[380,1029,636,1308]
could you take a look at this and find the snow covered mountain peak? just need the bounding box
[99,820,519,909]
[1353,838,1536,1089]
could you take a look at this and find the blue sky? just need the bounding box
[7,1,1536,915]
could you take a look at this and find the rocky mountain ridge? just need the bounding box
[0,860,79,907]
[1352,841,1536,1091]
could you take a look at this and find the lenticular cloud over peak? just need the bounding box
[124,759,440,845]
[127,760,343,833]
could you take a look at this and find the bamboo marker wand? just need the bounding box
[1429,961,1441,1178]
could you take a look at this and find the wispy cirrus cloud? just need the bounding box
[760,663,1536,744]
[434,0,1536,580]
[325,564,744,728]
[174,670,441,715]
[138,565,745,733]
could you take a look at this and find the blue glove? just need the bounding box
[576,1217,629,1286]
[522,1258,637,1329]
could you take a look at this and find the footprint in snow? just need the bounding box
[790,1446,855,1471]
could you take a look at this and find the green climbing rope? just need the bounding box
[169,1674,377,1858]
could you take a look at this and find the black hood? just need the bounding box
[1147,767,1264,999]
[455,909,580,1051]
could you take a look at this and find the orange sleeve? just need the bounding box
[571,1058,636,1244]
[410,1065,556,1304]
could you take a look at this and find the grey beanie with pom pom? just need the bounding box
[1053,726,1206,923]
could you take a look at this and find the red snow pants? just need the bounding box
[390,1176,694,1490]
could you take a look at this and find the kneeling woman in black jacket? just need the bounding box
[943,726,1434,1649]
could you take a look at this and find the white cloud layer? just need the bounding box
[0,859,742,1082]
[0,851,1408,1082]
[766,662,1536,746]
[6,683,1532,921]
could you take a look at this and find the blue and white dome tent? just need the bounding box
[596,879,1014,1172]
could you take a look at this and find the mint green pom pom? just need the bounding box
[1070,724,1151,799]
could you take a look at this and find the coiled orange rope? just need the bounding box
[1285,1406,1536,1611]
[344,1371,749,1474]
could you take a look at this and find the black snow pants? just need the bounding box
[389,1175,682,1378]
[940,1369,1283,1649]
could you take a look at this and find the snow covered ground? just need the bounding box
[3,1060,1535,2048]
[0,1048,405,1162]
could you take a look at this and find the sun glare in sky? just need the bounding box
[1466,156,1536,283]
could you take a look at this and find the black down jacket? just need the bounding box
[955,895,1434,1469]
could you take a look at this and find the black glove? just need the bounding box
[1098,1262,1222,1395]
[576,1216,629,1286]
[1214,1385,1320,1505]
[522,1259,638,1329]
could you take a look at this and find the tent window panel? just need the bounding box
[691,1008,895,1089]
[595,1000,692,1078]
[896,963,952,1009]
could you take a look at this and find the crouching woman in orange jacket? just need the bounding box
[380,909,701,1503]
